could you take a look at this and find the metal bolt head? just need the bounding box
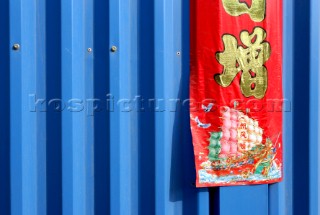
[176,51,181,56]
[87,48,92,52]
[111,46,117,52]
[13,43,20,50]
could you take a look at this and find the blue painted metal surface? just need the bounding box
[10,0,47,214]
[0,0,10,214]
[309,0,320,214]
[61,0,95,214]
[0,0,319,214]
[269,0,294,215]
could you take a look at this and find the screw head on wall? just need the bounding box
[13,43,20,50]
[111,46,117,52]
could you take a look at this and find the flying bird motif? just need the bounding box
[195,116,211,129]
[202,103,214,112]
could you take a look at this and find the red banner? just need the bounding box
[190,0,283,187]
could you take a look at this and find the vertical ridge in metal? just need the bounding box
[309,0,320,214]
[269,0,294,214]
[154,0,176,213]
[10,0,46,214]
[62,0,94,214]
[109,0,139,214]
[154,0,196,214]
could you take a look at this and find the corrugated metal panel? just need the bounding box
[0,0,318,214]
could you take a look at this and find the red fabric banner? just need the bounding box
[190,0,283,187]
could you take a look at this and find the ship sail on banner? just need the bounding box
[190,0,283,187]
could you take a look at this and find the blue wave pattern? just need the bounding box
[199,165,281,184]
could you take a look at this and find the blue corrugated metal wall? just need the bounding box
[0,0,319,214]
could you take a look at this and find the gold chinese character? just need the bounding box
[214,27,271,99]
[222,0,266,22]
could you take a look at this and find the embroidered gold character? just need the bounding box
[214,27,271,99]
[222,0,266,22]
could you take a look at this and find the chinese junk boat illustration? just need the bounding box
[197,107,282,186]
